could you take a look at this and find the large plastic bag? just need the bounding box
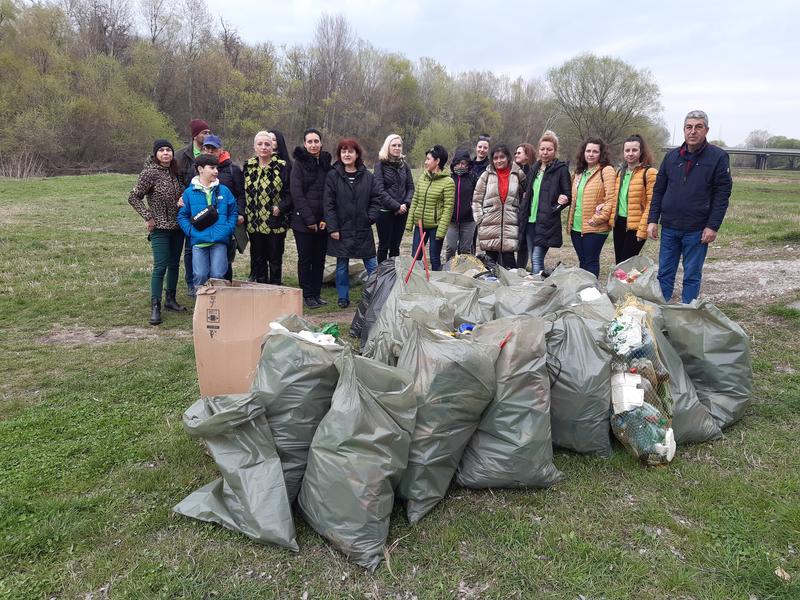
[652,327,722,444]
[493,284,561,318]
[298,350,416,571]
[661,301,753,429]
[546,265,598,306]
[607,255,663,304]
[396,323,499,523]
[173,394,298,551]
[456,316,564,488]
[351,258,396,342]
[545,311,613,457]
[250,317,342,502]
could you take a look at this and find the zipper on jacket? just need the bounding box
[456,177,461,224]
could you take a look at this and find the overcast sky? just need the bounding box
[205,0,798,146]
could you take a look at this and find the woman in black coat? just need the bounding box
[290,128,332,309]
[519,131,571,273]
[373,133,414,263]
[323,137,381,308]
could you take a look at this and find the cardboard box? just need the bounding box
[193,279,303,396]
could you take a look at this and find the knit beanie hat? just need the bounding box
[189,119,210,140]
[152,139,174,156]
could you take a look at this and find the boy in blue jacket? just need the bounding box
[178,153,238,289]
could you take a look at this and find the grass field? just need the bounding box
[0,169,798,599]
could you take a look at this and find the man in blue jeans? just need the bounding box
[647,110,733,303]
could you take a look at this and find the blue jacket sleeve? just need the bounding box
[707,151,732,231]
[223,186,237,237]
[648,156,669,224]
[177,190,192,237]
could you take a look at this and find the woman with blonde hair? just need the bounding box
[519,130,571,274]
[566,136,617,278]
[373,133,414,263]
[613,134,657,263]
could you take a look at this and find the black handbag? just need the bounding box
[191,204,219,230]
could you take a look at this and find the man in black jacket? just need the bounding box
[647,110,732,303]
[201,135,245,280]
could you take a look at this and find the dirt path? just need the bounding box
[701,259,800,303]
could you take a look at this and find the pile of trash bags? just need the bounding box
[174,255,753,571]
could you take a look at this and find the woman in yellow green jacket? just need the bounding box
[566,137,617,278]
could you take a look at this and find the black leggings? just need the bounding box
[613,217,646,265]
[250,231,286,284]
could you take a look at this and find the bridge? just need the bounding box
[662,146,800,170]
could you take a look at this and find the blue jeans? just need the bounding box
[411,227,442,271]
[336,256,377,301]
[570,230,608,279]
[192,243,228,289]
[525,223,549,274]
[657,227,708,303]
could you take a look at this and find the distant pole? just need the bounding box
[671,123,676,145]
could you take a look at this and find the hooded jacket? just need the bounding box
[450,148,476,224]
[323,162,381,258]
[289,147,333,234]
[473,162,526,253]
[566,165,618,235]
[405,169,455,240]
[177,178,238,246]
[128,157,183,230]
[518,159,572,248]
[373,159,414,211]
[648,142,731,232]
[613,164,657,239]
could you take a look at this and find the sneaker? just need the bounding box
[304,296,320,309]
[337,298,350,309]
[315,296,328,306]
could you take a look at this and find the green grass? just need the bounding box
[1,173,799,599]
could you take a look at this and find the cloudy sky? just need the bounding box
[205,0,798,146]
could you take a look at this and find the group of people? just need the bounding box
[128,109,731,324]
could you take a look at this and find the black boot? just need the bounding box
[164,290,186,312]
[149,297,162,325]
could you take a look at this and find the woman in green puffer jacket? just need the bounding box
[405,145,454,271]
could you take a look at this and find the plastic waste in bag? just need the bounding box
[250,316,342,503]
[661,301,753,430]
[607,256,663,304]
[298,349,416,571]
[173,394,298,550]
[545,311,613,457]
[607,297,675,465]
[396,323,499,523]
[456,316,564,489]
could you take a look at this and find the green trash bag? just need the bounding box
[493,284,561,318]
[456,316,564,488]
[546,311,613,457]
[250,316,342,503]
[173,394,298,551]
[396,323,499,524]
[546,265,599,306]
[607,256,664,304]
[297,349,416,571]
[652,327,722,444]
[661,301,753,430]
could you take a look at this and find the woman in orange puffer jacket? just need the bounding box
[566,137,617,278]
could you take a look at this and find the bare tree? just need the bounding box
[64,0,134,58]
[138,0,177,45]
[219,17,242,69]
[744,129,771,148]
[547,53,662,149]
[311,13,355,133]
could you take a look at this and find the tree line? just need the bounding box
[0,0,669,177]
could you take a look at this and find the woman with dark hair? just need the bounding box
[473,144,527,268]
[373,133,414,263]
[613,134,658,263]
[519,130,572,274]
[513,143,536,267]
[243,131,291,284]
[290,128,332,309]
[566,137,617,278]
[128,139,186,325]
[323,138,381,308]
[406,144,454,271]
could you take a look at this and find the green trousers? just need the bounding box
[150,228,184,299]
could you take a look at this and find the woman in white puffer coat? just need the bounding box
[472,144,527,268]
